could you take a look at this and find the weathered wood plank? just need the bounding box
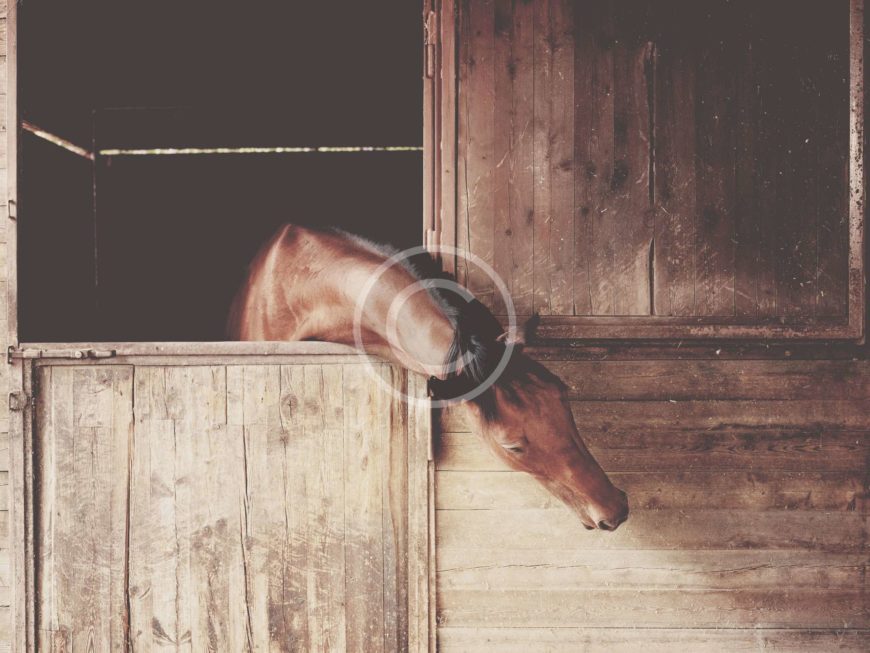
[693,8,737,317]
[437,548,868,591]
[436,627,870,652]
[732,16,761,318]
[29,360,421,651]
[652,37,696,316]
[35,366,133,651]
[460,0,497,308]
[279,364,311,652]
[544,359,870,401]
[437,428,870,473]
[304,365,347,651]
[608,2,654,316]
[532,0,574,315]
[343,364,386,652]
[440,398,870,432]
[815,0,851,316]
[437,587,869,629]
[493,0,534,315]
[436,508,867,552]
[436,470,865,512]
[573,1,613,316]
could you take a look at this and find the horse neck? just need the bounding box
[341,255,456,378]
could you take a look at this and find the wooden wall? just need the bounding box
[0,0,11,650]
[21,357,429,652]
[456,0,852,323]
[435,352,870,650]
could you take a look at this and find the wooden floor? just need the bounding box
[435,356,870,651]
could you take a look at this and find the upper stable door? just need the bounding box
[431,0,865,339]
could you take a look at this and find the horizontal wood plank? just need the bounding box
[437,588,868,628]
[437,548,868,590]
[546,359,870,400]
[437,429,870,473]
[437,627,870,652]
[436,508,868,552]
[435,470,865,511]
[440,399,870,432]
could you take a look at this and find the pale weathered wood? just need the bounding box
[439,588,868,629]
[437,627,870,652]
[437,548,867,591]
[437,508,867,552]
[26,359,428,651]
[34,366,134,650]
[436,470,864,512]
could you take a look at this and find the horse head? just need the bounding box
[431,309,628,531]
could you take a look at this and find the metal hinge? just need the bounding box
[7,346,118,363]
[424,11,437,79]
[8,199,17,221]
[9,392,32,412]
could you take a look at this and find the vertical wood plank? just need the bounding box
[533,0,575,315]
[694,9,737,317]
[774,14,819,318]
[440,0,459,276]
[609,3,653,316]
[815,0,850,316]
[459,0,497,308]
[733,18,761,319]
[493,0,534,316]
[343,364,387,651]
[573,1,614,316]
[303,365,346,651]
[279,364,311,652]
[408,374,432,653]
[653,37,696,316]
[35,366,133,651]
[383,366,409,653]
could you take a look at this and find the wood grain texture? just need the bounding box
[28,360,426,651]
[532,0,574,315]
[435,352,870,647]
[437,627,870,652]
[452,0,858,337]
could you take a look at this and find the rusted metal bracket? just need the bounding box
[7,345,117,363]
[8,392,31,412]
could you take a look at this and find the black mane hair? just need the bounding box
[425,284,563,420]
[333,227,563,419]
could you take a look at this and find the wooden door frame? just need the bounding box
[429,0,865,341]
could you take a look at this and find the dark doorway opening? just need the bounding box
[19,1,423,341]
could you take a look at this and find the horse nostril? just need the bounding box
[597,520,615,531]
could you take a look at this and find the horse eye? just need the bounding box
[502,443,525,454]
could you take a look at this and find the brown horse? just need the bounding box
[229,224,628,531]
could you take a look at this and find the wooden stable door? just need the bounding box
[17,351,433,652]
[431,0,864,339]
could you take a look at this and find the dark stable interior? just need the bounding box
[19,0,423,341]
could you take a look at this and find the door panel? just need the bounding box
[27,357,432,651]
[445,0,863,339]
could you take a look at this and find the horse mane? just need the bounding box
[336,228,564,418]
